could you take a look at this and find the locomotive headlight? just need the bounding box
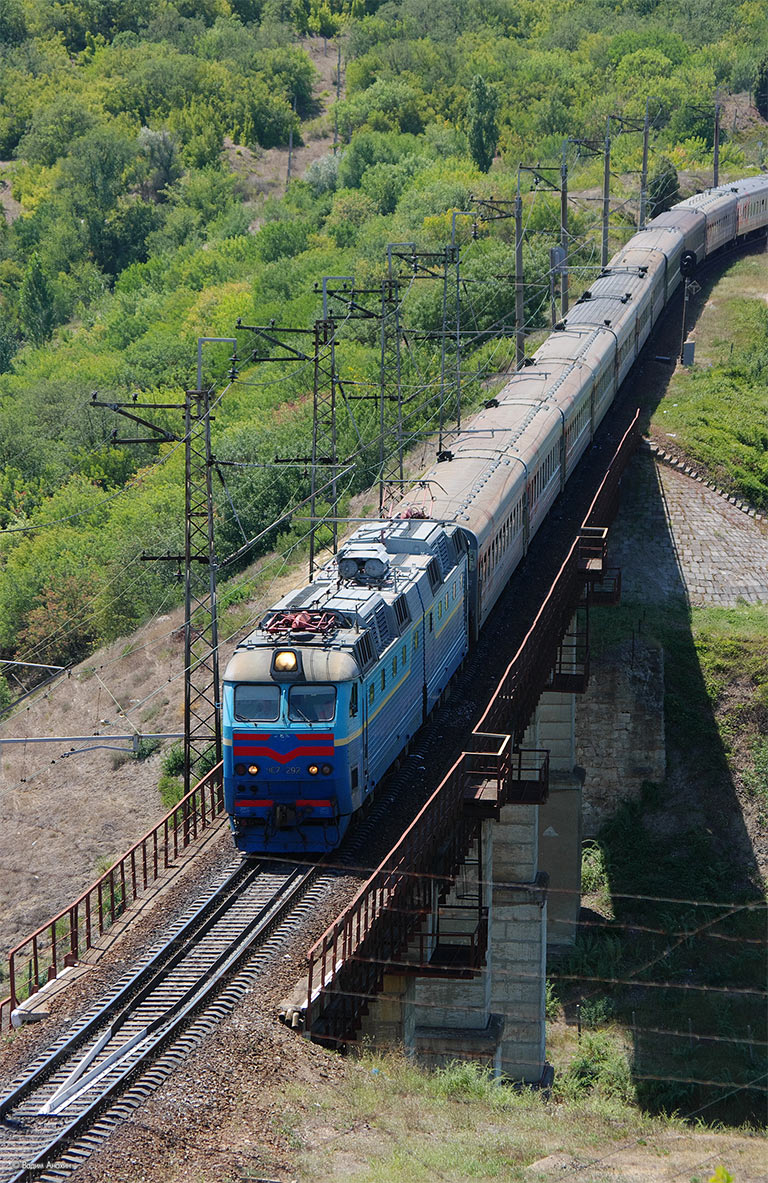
[274,650,298,672]
[248,764,260,776]
[308,764,319,776]
[321,764,333,776]
[234,763,246,776]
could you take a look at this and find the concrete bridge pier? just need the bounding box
[360,810,549,1084]
[487,806,548,1082]
[525,690,583,952]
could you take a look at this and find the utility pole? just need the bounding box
[515,169,525,368]
[182,382,223,798]
[473,166,562,363]
[237,319,340,578]
[561,140,569,315]
[287,94,296,182]
[379,272,403,513]
[602,117,611,268]
[438,245,450,452]
[314,274,405,515]
[549,247,559,327]
[309,318,338,578]
[679,277,690,362]
[713,90,721,188]
[333,39,342,153]
[639,99,650,230]
[450,212,476,432]
[91,334,237,799]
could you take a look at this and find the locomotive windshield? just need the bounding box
[288,685,336,723]
[234,683,281,721]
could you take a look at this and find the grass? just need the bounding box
[158,773,184,810]
[742,739,768,823]
[650,252,768,508]
[275,1052,763,1183]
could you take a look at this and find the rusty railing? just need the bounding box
[306,738,510,1044]
[0,764,224,1030]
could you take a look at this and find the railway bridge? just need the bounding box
[1,408,647,1091]
[297,412,645,1085]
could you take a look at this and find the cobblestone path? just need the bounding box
[612,449,768,606]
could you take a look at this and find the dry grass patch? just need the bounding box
[274,1052,765,1183]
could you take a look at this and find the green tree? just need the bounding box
[137,127,182,201]
[308,0,339,38]
[466,75,498,173]
[0,0,26,44]
[648,156,680,217]
[325,188,377,245]
[57,127,136,268]
[17,96,97,169]
[17,573,98,667]
[19,255,56,345]
[101,196,161,275]
[0,315,17,373]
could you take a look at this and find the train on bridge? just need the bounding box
[222,174,768,854]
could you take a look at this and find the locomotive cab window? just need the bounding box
[288,685,336,723]
[234,684,281,722]
[349,682,359,718]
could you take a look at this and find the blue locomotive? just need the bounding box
[222,173,768,855]
[222,518,469,853]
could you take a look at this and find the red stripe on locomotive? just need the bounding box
[233,731,335,765]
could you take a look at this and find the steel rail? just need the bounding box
[0,862,315,1183]
[0,857,250,1122]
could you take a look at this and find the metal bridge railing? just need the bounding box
[306,737,511,1045]
[0,764,224,1031]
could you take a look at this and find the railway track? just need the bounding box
[0,858,315,1182]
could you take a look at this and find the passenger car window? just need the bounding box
[235,684,281,722]
[288,685,336,722]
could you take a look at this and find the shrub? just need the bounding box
[162,742,185,776]
[158,772,184,810]
[133,736,161,761]
[559,1032,635,1104]
[256,219,310,261]
[305,152,340,195]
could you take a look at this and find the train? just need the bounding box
[222,173,768,855]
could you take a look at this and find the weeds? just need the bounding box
[158,773,184,811]
[557,1032,635,1106]
[161,743,184,777]
[110,736,160,769]
[651,273,768,508]
[742,738,768,814]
